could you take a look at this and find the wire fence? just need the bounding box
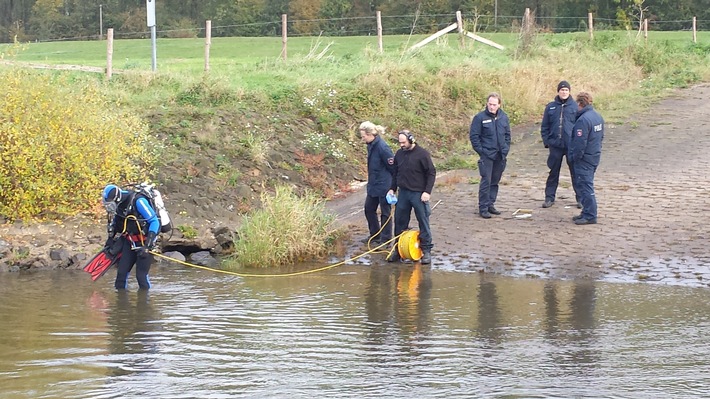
[17,12,710,44]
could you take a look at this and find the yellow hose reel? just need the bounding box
[397,230,423,261]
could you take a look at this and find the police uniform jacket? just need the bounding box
[568,105,604,166]
[366,135,396,197]
[469,108,511,160]
[541,96,578,150]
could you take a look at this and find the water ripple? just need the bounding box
[0,269,709,398]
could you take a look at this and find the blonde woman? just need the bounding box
[359,121,395,244]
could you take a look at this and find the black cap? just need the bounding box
[557,80,571,91]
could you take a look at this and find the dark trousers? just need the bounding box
[115,238,152,290]
[545,146,578,203]
[478,154,506,211]
[393,188,433,252]
[573,160,598,220]
[364,194,392,241]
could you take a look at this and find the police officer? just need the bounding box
[568,92,604,225]
[359,121,395,244]
[541,80,580,209]
[102,184,160,289]
[469,92,511,219]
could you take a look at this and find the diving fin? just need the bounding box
[83,248,121,281]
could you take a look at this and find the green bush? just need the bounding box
[0,69,155,220]
[227,185,338,268]
[177,224,198,239]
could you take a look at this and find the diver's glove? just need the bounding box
[135,232,157,259]
[145,232,158,250]
[136,246,150,258]
[104,236,115,249]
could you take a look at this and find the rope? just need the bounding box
[146,199,440,278]
[149,233,403,278]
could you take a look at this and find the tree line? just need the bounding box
[2,0,709,43]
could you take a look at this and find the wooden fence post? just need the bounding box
[523,8,532,31]
[456,11,464,48]
[588,12,594,40]
[106,28,113,80]
[205,20,211,72]
[377,11,383,53]
[643,18,648,41]
[693,16,697,43]
[281,14,288,60]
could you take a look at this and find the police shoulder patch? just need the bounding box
[576,129,583,137]
[387,157,394,165]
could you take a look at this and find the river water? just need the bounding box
[0,262,709,398]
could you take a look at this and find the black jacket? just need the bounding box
[390,145,436,194]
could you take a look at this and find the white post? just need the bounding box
[693,16,697,43]
[99,4,103,40]
[281,14,288,60]
[588,12,594,40]
[147,0,157,71]
[205,20,211,71]
[150,26,157,71]
[644,18,648,41]
[376,11,383,53]
[106,28,113,80]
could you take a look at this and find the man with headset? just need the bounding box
[469,92,511,219]
[386,130,436,264]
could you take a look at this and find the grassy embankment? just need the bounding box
[2,31,709,266]
[7,31,709,153]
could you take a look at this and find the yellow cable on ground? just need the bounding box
[149,199,440,277]
[149,232,404,278]
[363,207,395,254]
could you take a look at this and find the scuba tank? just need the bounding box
[135,182,172,234]
[151,188,172,233]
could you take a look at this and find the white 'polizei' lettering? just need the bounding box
[594,124,603,132]
[483,119,492,124]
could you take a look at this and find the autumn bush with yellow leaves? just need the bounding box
[0,68,156,220]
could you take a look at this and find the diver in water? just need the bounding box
[102,184,160,290]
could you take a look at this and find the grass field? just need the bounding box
[2,33,517,69]
[3,30,707,90]
[3,31,706,68]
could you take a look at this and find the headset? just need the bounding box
[399,130,416,144]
